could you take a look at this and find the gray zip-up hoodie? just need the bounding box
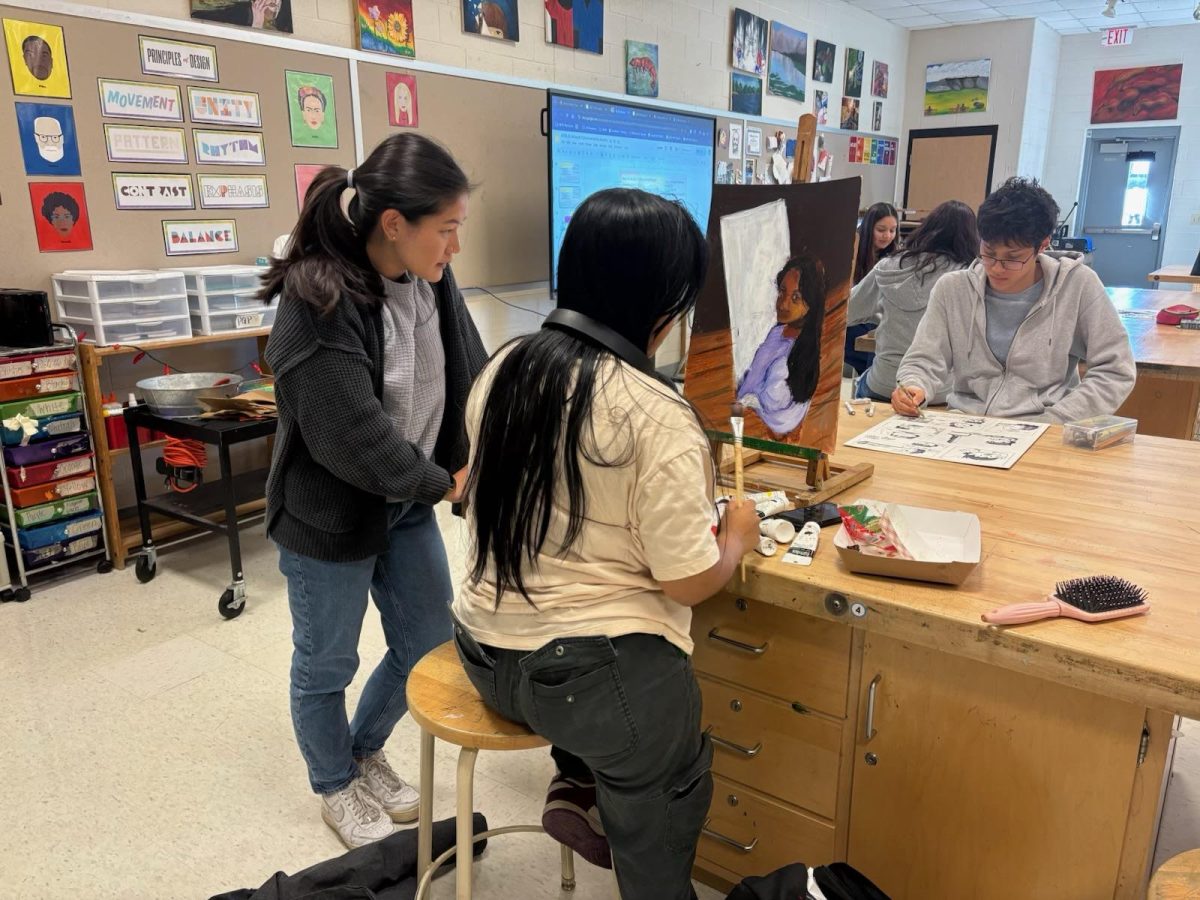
[895,252,1136,423]
[848,253,966,400]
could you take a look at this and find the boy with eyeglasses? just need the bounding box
[892,177,1135,422]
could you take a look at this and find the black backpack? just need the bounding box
[726,861,891,900]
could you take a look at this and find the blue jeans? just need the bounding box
[854,369,893,402]
[277,502,453,795]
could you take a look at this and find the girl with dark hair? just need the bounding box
[736,253,828,437]
[260,133,487,849]
[849,199,979,401]
[846,201,899,374]
[451,188,760,899]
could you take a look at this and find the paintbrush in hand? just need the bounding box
[731,402,746,582]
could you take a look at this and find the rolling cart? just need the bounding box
[124,404,276,618]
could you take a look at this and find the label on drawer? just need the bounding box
[33,353,75,373]
[60,496,93,517]
[37,376,73,393]
[235,312,264,329]
[65,535,99,555]
[52,457,93,479]
[64,516,101,538]
[27,396,73,416]
[54,476,94,497]
[0,360,34,379]
[45,416,82,435]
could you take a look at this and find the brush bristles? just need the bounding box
[1055,576,1148,613]
[731,402,745,418]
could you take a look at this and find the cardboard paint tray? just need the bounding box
[834,501,982,586]
[1,492,100,529]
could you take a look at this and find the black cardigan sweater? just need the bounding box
[264,264,487,562]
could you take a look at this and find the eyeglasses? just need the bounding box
[35,133,63,144]
[980,251,1037,271]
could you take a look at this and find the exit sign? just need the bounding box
[1101,26,1135,46]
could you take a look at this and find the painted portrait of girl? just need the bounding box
[736,253,827,436]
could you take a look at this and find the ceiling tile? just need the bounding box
[936,7,1006,18]
[1131,0,1195,9]
[918,0,990,10]
[1140,6,1196,15]
[1005,3,1056,15]
[891,13,951,24]
[849,0,919,11]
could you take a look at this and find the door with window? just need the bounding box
[1078,126,1179,287]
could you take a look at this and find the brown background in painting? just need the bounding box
[684,178,862,454]
[0,3,354,295]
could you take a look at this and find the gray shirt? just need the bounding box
[380,275,445,487]
[984,279,1044,367]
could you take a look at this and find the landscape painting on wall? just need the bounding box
[730,72,762,116]
[1091,65,1182,124]
[767,22,806,102]
[924,58,991,115]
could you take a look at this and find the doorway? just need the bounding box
[903,125,998,214]
[1077,126,1179,288]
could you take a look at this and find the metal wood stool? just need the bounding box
[407,641,575,899]
[1149,848,1200,899]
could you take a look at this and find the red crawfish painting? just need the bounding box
[1091,65,1182,125]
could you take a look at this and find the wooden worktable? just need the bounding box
[853,287,1200,439]
[1149,265,1200,290]
[692,409,1199,898]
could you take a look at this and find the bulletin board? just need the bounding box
[817,129,899,210]
[357,61,548,289]
[0,3,355,295]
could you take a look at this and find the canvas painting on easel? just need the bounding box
[685,179,861,454]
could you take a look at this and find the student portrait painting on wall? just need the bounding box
[28,182,93,252]
[544,0,604,54]
[462,0,519,41]
[16,101,81,176]
[190,0,294,32]
[386,72,418,127]
[3,19,71,98]
[286,71,338,148]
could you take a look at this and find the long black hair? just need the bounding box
[468,188,709,605]
[853,201,898,284]
[259,133,471,314]
[897,200,979,281]
[780,254,827,407]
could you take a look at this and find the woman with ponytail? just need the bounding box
[451,188,760,898]
[260,134,487,848]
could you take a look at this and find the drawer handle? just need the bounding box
[705,727,763,758]
[864,673,881,743]
[707,628,767,655]
[701,820,758,853]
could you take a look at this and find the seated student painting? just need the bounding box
[848,200,978,403]
[736,253,827,437]
[452,188,761,900]
[845,202,899,375]
[892,177,1135,422]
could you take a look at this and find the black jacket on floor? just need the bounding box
[209,814,488,900]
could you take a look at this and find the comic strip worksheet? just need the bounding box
[845,413,1049,469]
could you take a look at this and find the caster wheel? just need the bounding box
[97,559,114,574]
[218,589,245,619]
[135,557,157,584]
[14,587,31,603]
[1,589,13,603]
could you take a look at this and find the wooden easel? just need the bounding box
[710,432,873,507]
[791,113,818,183]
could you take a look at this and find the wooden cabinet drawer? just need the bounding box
[691,593,851,716]
[700,675,842,819]
[698,775,836,879]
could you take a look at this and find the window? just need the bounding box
[1122,156,1152,227]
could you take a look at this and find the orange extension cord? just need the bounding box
[162,437,207,493]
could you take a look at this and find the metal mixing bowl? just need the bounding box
[135,372,243,418]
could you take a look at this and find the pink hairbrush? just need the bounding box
[982,576,1149,626]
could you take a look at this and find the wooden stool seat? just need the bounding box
[1149,848,1200,898]
[407,641,547,751]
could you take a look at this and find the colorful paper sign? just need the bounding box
[163,219,239,256]
[97,79,183,121]
[194,129,266,165]
[197,174,269,208]
[188,87,262,127]
[111,173,195,210]
[138,35,218,81]
[104,124,189,164]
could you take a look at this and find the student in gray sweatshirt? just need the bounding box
[849,200,979,402]
[893,177,1135,423]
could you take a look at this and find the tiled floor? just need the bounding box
[2,289,1197,899]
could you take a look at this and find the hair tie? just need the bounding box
[339,184,357,226]
[346,168,355,188]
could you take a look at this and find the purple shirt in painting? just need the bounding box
[737,324,811,436]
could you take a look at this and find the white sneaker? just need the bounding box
[358,750,420,823]
[321,777,394,849]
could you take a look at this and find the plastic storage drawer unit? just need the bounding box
[6,452,94,488]
[9,473,97,508]
[1,491,100,529]
[2,433,90,467]
[177,265,275,335]
[0,371,79,402]
[1,411,84,447]
[51,270,192,346]
[0,349,76,381]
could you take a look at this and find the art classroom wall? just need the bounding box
[0,2,355,292]
[1041,26,1200,278]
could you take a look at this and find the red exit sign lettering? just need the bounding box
[1101,26,1134,46]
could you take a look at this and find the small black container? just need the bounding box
[0,289,54,349]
